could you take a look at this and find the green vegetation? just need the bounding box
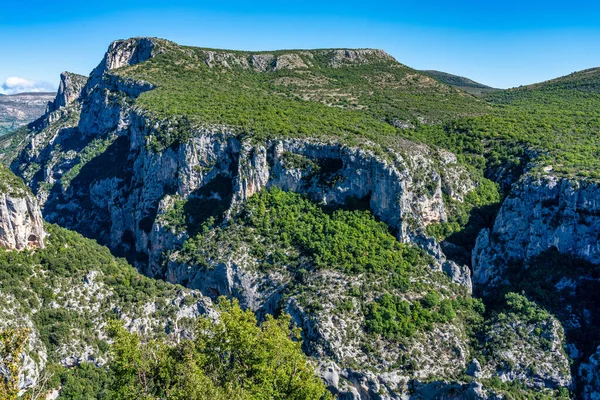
[2,299,329,400]
[115,42,486,151]
[112,41,600,180]
[426,178,501,246]
[179,188,484,344]
[181,188,426,275]
[107,297,330,400]
[474,293,572,398]
[365,292,457,339]
[404,80,600,179]
[484,377,570,400]
[486,249,600,363]
[0,163,30,195]
[46,363,112,400]
[60,136,116,189]
[0,224,187,360]
[0,328,30,400]
[421,70,500,96]
[495,292,553,325]
[0,126,30,166]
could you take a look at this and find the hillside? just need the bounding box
[111,38,488,151]
[421,70,500,96]
[523,67,600,93]
[2,37,600,398]
[0,92,54,135]
[402,66,600,182]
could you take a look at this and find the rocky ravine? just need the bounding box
[6,38,596,398]
[472,173,600,398]
[13,38,475,289]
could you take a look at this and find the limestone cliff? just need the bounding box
[12,38,476,290]
[473,175,600,287]
[472,173,600,397]
[46,71,87,113]
[0,166,44,249]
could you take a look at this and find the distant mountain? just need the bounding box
[421,70,500,96]
[0,92,55,135]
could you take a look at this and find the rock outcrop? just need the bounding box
[0,167,44,250]
[473,175,600,288]
[6,37,586,398]
[47,72,87,113]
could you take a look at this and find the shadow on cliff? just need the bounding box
[481,248,600,396]
[42,136,133,246]
[442,202,501,268]
[184,174,234,236]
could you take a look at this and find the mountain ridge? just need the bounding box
[421,69,500,96]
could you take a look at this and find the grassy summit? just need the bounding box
[110,39,600,179]
[114,40,487,151]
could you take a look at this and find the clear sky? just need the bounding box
[2,0,600,93]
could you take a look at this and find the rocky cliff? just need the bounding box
[0,165,44,249]
[12,38,476,289]
[472,174,600,397]
[46,72,87,113]
[473,175,600,288]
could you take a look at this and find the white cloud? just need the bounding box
[0,77,56,95]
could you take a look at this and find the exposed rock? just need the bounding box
[466,358,483,378]
[0,168,44,250]
[14,57,475,286]
[250,54,275,71]
[87,37,163,89]
[473,175,600,287]
[481,312,572,389]
[579,345,600,399]
[326,49,396,68]
[47,72,87,112]
[3,37,585,399]
[273,53,310,70]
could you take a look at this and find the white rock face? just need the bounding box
[47,72,87,112]
[0,185,44,250]
[579,345,600,399]
[473,175,600,287]
[87,37,161,88]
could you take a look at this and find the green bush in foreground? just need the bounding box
[107,297,331,400]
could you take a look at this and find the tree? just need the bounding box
[107,297,331,400]
[0,328,30,400]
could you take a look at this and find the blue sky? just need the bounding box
[2,0,600,92]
